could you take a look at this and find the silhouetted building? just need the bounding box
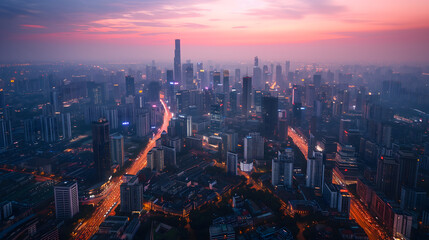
[242,77,252,116]
[174,39,182,84]
[54,181,79,219]
[92,119,111,182]
[262,95,278,138]
[125,75,135,97]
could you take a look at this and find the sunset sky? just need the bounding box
[1,0,429,63]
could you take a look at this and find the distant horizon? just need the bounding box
[1,1,429,64]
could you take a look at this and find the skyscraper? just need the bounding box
[54,181,79,219]
[275,64,282,86]
[227,152,238,175]
[174,39,181,84]
[120,175,143,213]
[125,75,135,97]
[272,148,294,187]
[244,132,264,161]
[306,151,324,189]
[0,119,12,150]
[262,95,278,138]
[182,61,194,89]
[242,76,252,116]
[110,133,125,168]
[223,70,230,94]
[92,119,111,182]
[40,115,57,143]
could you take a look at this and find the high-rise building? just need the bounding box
[397,151,419,189]
[272,148,294,187]
[54,181,79,219]
[306,151,324,189]
[227,152,238,175]
[337,190,351,217]
[125,75,135,97]
[242,77,252,116]
[376,156,400,199]
[57,113,72,140]
[223,70,229,94]
[262,95,278,138]
[213,71,221,91]
[92,119,111,182]
[136,112,150,137]
[229,88,238,114]
[24,119,34,143]
[147,148,164,172]
[110,133,124,168]
[182,61,194,89]
[120,175,143,213]
[244,132,264,161]
[174,39,182,84]
[313,74,321,88]
[40,115,57,143]
[275,64,282,87]
[0,119,12,150]
[234,69,240,85]
[278,118,288,141]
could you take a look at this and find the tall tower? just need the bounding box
[272,148,294,187]
[110,133,125,168]
[242,76,252,116]
[92,119,111,182]
[54,181,79,219]
[125,75,135,97]
[227,152,238,175]
[174,39,182,84]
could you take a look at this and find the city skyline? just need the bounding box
[1,0,429,63]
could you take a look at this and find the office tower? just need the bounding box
[213,71,221,90]
[242,77,252,116]
[0,119,12,150]
[285,61,290,79]
[376,156,400,199]
[262,95,278,138]
[305,84,315,107]
[136,112,150,137]
[229,88,237,114]
[244,132,264,161]
[162,145,177,166]
[24,119,34,143]
[174,39,182,84]
[253,66,262,89]
[92,119,111,182]
[58,113,72,140]
[306,151,324,189]
[120,175,143,213]
[272,148,294,187]
[176,114,192,138]
[337,190,351,217]
[176,90,190,114]
[223,70,229,94]
[147,148,164,172]
[182,61,194,89]
[254,90,263,113]
[323,183,339,209]
[313,74,321,88]
[397,151,419,189]
[113,83,121,104]
[147,81,161,102]
[341,89,350,113]
[254,56,259,67]
[224,131,238,152]
[278,117,288,140]
[210,94,224,132]
[275,64,282,86]
[54,181,79,219]
[125,75,135,97]
[227,152,238,175]
[40,115,57,143]
[262,65,269,83]
[104,108,119,130]
[49,88,61,113]
[356,87,365,112]
[110,133,124,168]
[339,119,352,145]
[234,69,240,85]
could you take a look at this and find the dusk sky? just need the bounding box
[1,0,429,63]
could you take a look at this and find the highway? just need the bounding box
[288,127,308,159]
[73,99,172,240]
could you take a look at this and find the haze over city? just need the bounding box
[1,1,429,240]
[1,0,429,63]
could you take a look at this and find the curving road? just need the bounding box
[73,99,172,240]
